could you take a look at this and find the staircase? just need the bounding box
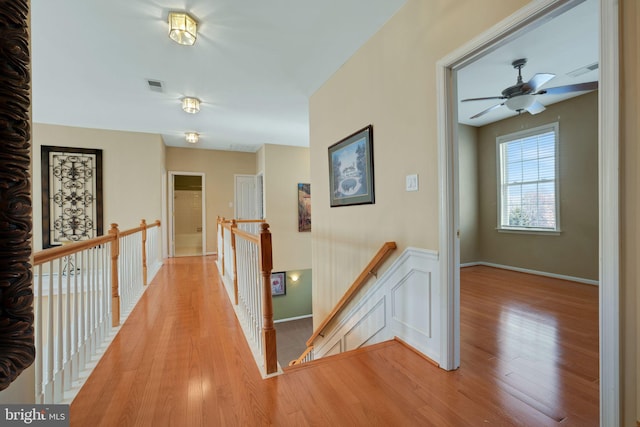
[291,243,442,369]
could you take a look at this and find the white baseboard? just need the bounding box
[274,314,312,324]
[461,261,599,286]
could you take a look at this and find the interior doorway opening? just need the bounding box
[169,172,206,257]
[437,0,619,424]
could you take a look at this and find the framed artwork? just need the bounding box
[41,146,104,248]
[0,1,35,391]
[270,271,286,296]
[328,125,375,207]
[298,183,311,232]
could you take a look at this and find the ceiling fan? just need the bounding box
[462,58,598,119]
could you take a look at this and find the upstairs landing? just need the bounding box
[70,257,597,426]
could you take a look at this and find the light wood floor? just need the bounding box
[70,258,598,426]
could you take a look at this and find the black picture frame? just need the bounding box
[41,146,104,248]
[328,125,375,207]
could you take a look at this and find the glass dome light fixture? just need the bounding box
[168,12,197,46]
[505,94,535,113]
[185,132,199,144]
[181,97,200,114]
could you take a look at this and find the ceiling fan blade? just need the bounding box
[526,101,546,115]
[461,96,505,102]
[470,103,504,119]
[537,81,598,95]
[524,73,555,92]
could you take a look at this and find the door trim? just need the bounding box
[436,0,619,425]
[168,171,206,257]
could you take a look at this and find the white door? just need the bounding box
[235,174,257,219]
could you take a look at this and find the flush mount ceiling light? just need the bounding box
[168,12,197,46]
[181,97,200,114]
[185,132,199,144]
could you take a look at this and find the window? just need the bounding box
[497,123,559,232]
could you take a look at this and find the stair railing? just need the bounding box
[289,241,397,366]
[216,217,278,375]
[33,219,162,403]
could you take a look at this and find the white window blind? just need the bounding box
[497,123,559,231]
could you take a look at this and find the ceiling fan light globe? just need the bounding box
[505,94,535,112]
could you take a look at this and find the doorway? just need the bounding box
[437,0,619,424]
[169,172,206,257]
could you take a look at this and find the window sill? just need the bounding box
[496,228,561,236]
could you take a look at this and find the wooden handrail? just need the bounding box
[289,345,314,366]
[306,242,397,347]
[34,220,162,265]
[220,218,266,229]
[34,235,114,265]
[232,227,260,244]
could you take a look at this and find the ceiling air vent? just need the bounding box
[566,62,599,78]
[147,79,164,92]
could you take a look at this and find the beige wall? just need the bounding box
[32,124,165,251]
[262,144,312,271]
[309,0,528,324]
[311,0,638,422]
[459,124,480,264]
[621,0,639,423]
[476,92,598,280]
[165,147,256,253]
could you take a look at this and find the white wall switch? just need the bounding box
[406,174,419,192]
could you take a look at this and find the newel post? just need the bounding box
[219,217,225,276]
[141,219,148,286]
[230,219,239,305]
[109,223,120,326]
[259,223,277,374]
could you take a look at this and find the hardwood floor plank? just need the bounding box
[69,259,598,426]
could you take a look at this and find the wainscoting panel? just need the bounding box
[344,297,387,351]
[391,269,434,358]
[324,340,342,358]
[313,248,441,365]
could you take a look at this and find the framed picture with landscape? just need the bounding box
[328,125,375,207]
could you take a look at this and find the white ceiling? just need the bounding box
[31,0,598,152]
[31,0,408,152]
[457,0,599,127]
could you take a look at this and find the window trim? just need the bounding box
[496,122,560,233]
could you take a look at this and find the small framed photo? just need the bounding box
[328,125,375,207]
[270,271,286,296]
